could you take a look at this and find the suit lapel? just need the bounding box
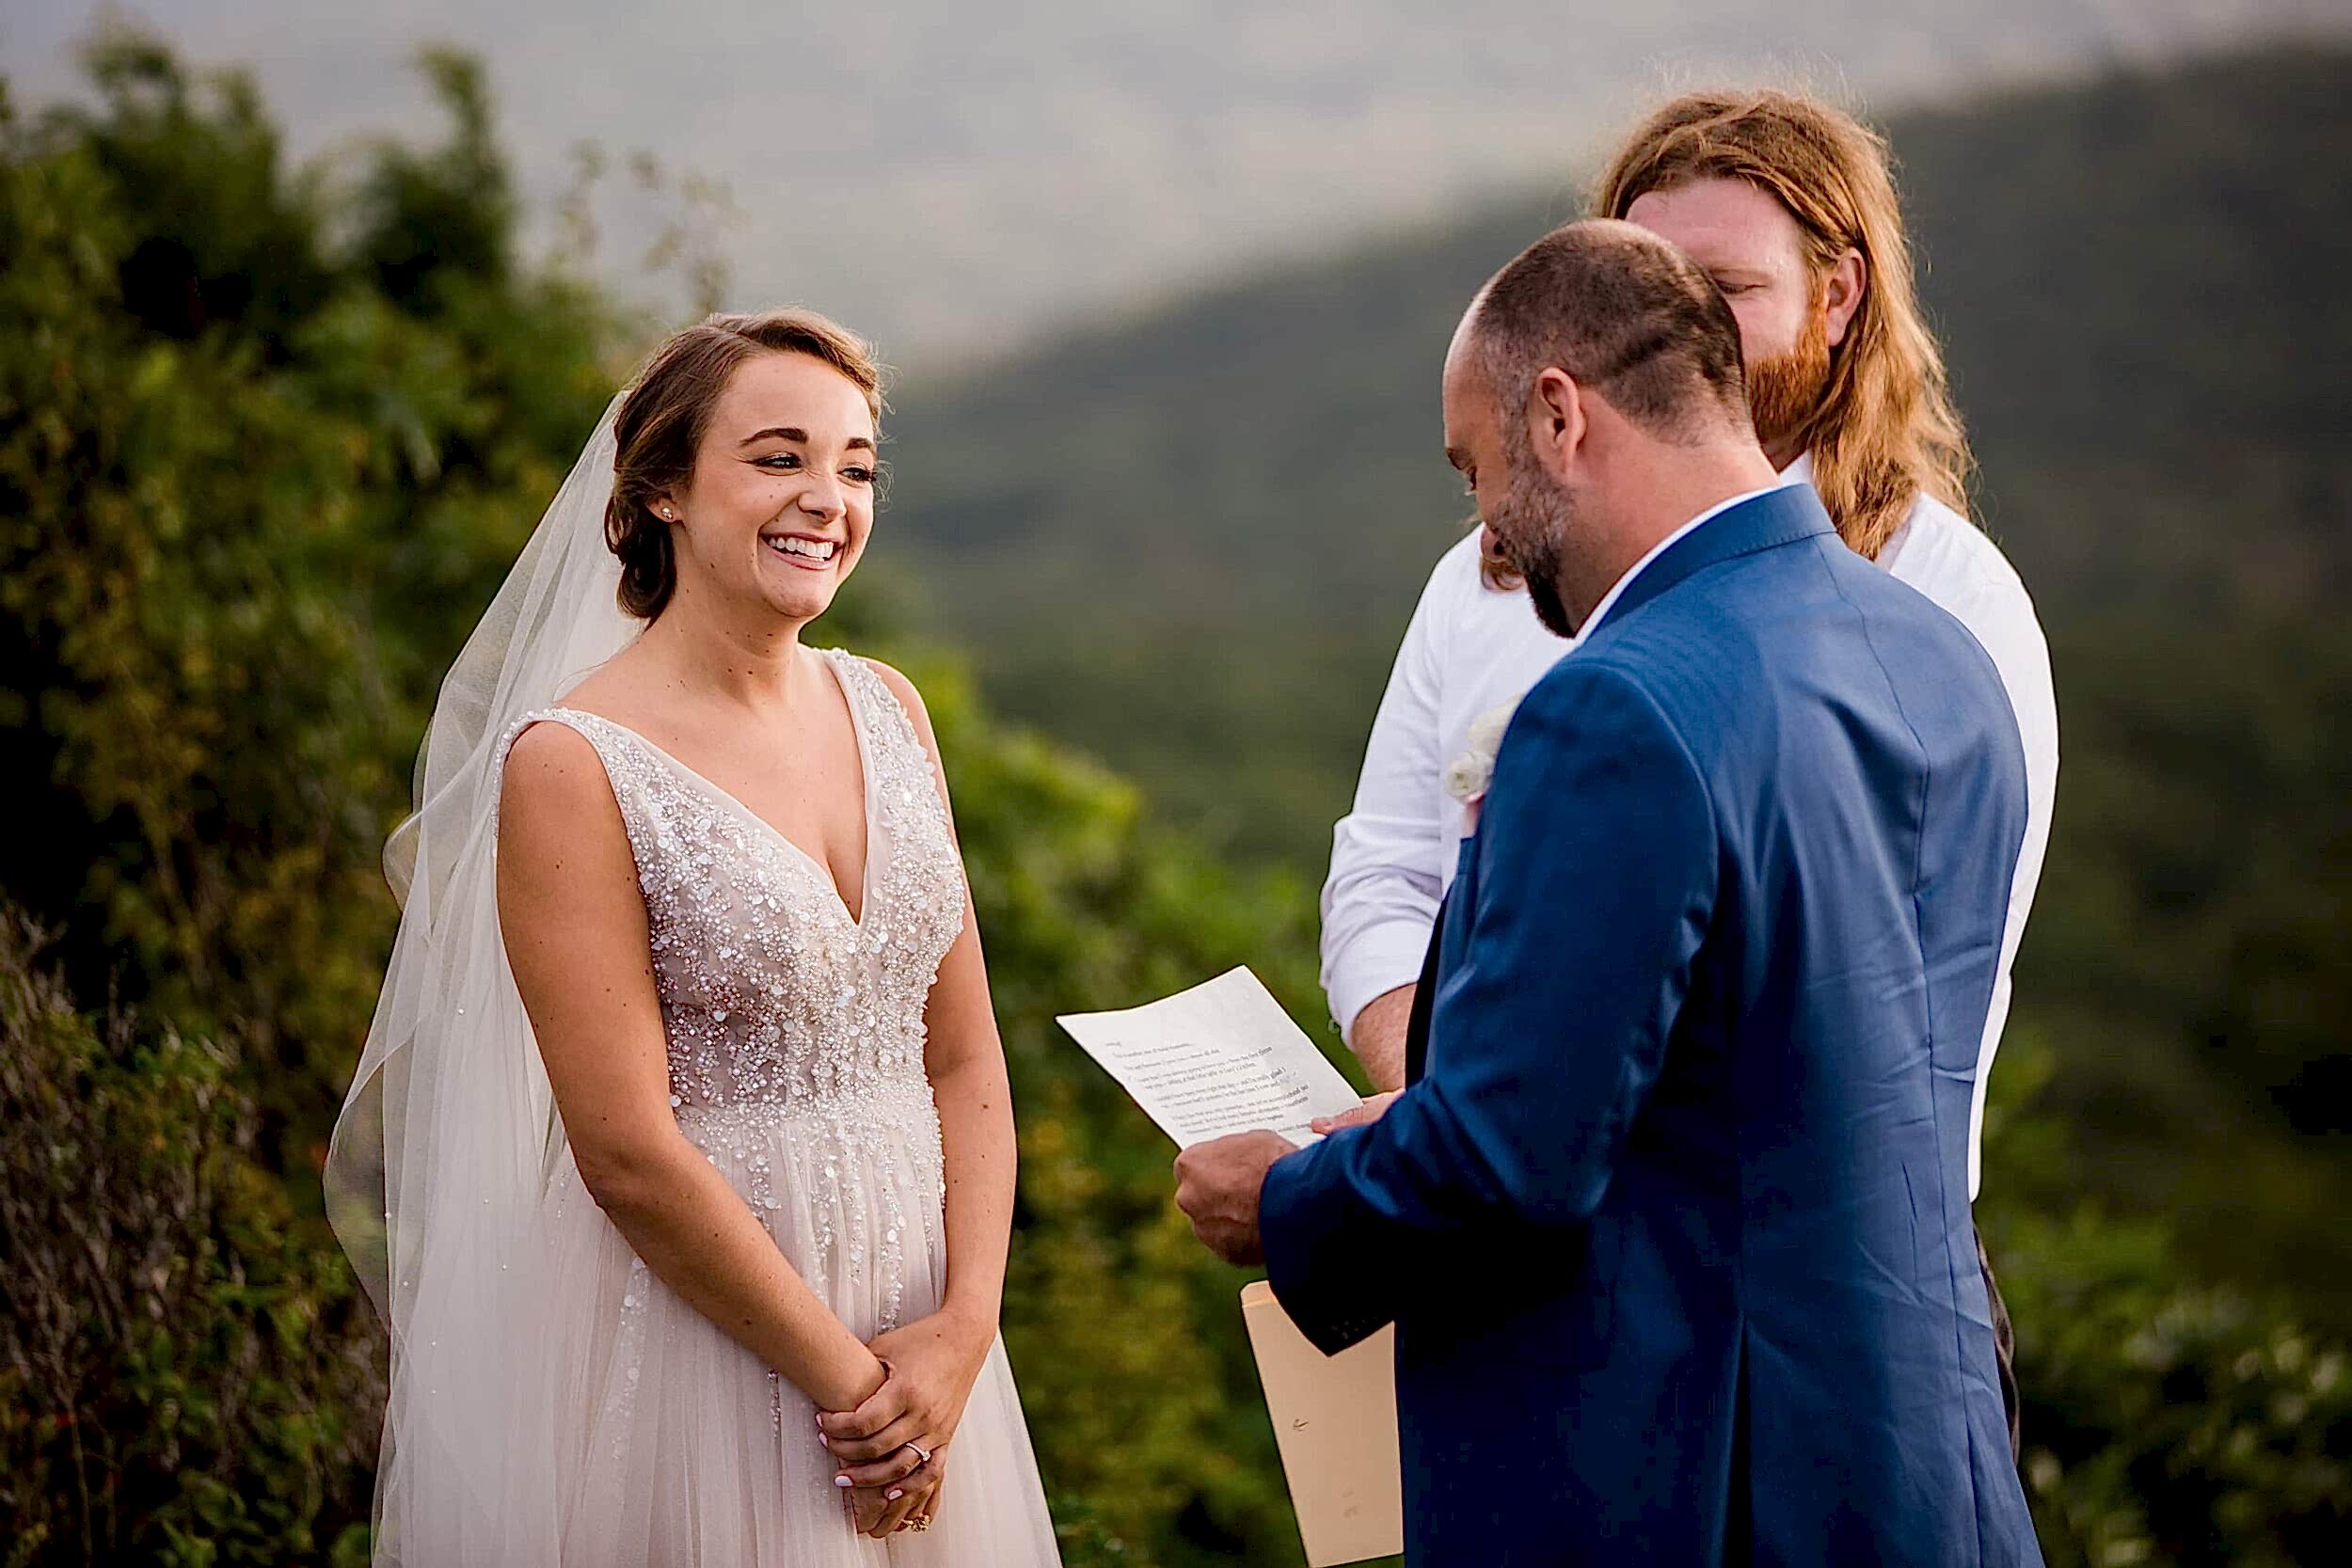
[1406,840,1482,1085]
[1401,899,1446,1085]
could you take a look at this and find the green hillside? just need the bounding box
[877,44,2352,1320]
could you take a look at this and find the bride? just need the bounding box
[326,309,1062,1563]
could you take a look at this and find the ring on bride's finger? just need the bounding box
[900,1441,932,1467]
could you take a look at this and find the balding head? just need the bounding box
[1458,218,1752,444]
[1441,219,1780,638]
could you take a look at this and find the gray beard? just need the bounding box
[1525,568,1574,640]
[1492,459,1578,639]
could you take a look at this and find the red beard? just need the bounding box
[1746,304,1833,459]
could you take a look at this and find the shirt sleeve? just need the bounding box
[1944,555,2059,1200]
[1318,551,1458,1041]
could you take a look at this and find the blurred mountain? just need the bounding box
[874,42,2352,1316]
[9,1,2348,359]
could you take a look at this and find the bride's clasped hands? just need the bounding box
[821,1307,1000,1537]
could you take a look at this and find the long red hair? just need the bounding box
[1593,89,1972,561]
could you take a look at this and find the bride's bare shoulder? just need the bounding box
[498,719,623,843]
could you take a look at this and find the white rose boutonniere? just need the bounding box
[1443,700,1521,831]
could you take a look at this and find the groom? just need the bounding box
[1176,220,2043,1565]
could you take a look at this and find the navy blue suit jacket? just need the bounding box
[1263,485,2042,1566]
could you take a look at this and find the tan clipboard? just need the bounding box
[1240,1281,1404,1566]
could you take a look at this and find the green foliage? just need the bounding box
[0,36,619,1162]
[0,910,381,1568]
[2009,1212,2352,1567]
[1981,1043,2352,1566]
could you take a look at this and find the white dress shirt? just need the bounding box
[1319,460,2058,1197]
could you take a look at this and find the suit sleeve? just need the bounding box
[1263,660,1717,1353]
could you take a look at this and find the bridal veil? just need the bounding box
[325,399,633,1562]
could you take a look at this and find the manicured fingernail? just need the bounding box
[886,1489,904,1501]
[834,1476,852,1488]
[818,1435,831,1448]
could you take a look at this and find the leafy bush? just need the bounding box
[2005,1210,2352,1567]
[0,909,382,1567]
[0,37,618,1164]
[1983,1042,2352,1566]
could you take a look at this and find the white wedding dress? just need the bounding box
[466,647,1059,1565]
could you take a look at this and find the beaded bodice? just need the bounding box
[497,649,964,1122]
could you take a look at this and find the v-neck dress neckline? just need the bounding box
[551,646,876,930]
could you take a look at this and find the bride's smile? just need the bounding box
[764,531,840,566]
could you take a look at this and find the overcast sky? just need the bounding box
[8,1,2343,368]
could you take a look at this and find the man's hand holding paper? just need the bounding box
[1057,966,1381,1269]
[1171,1130,1295,1265]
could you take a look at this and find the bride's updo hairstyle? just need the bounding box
[604,309,885,619]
